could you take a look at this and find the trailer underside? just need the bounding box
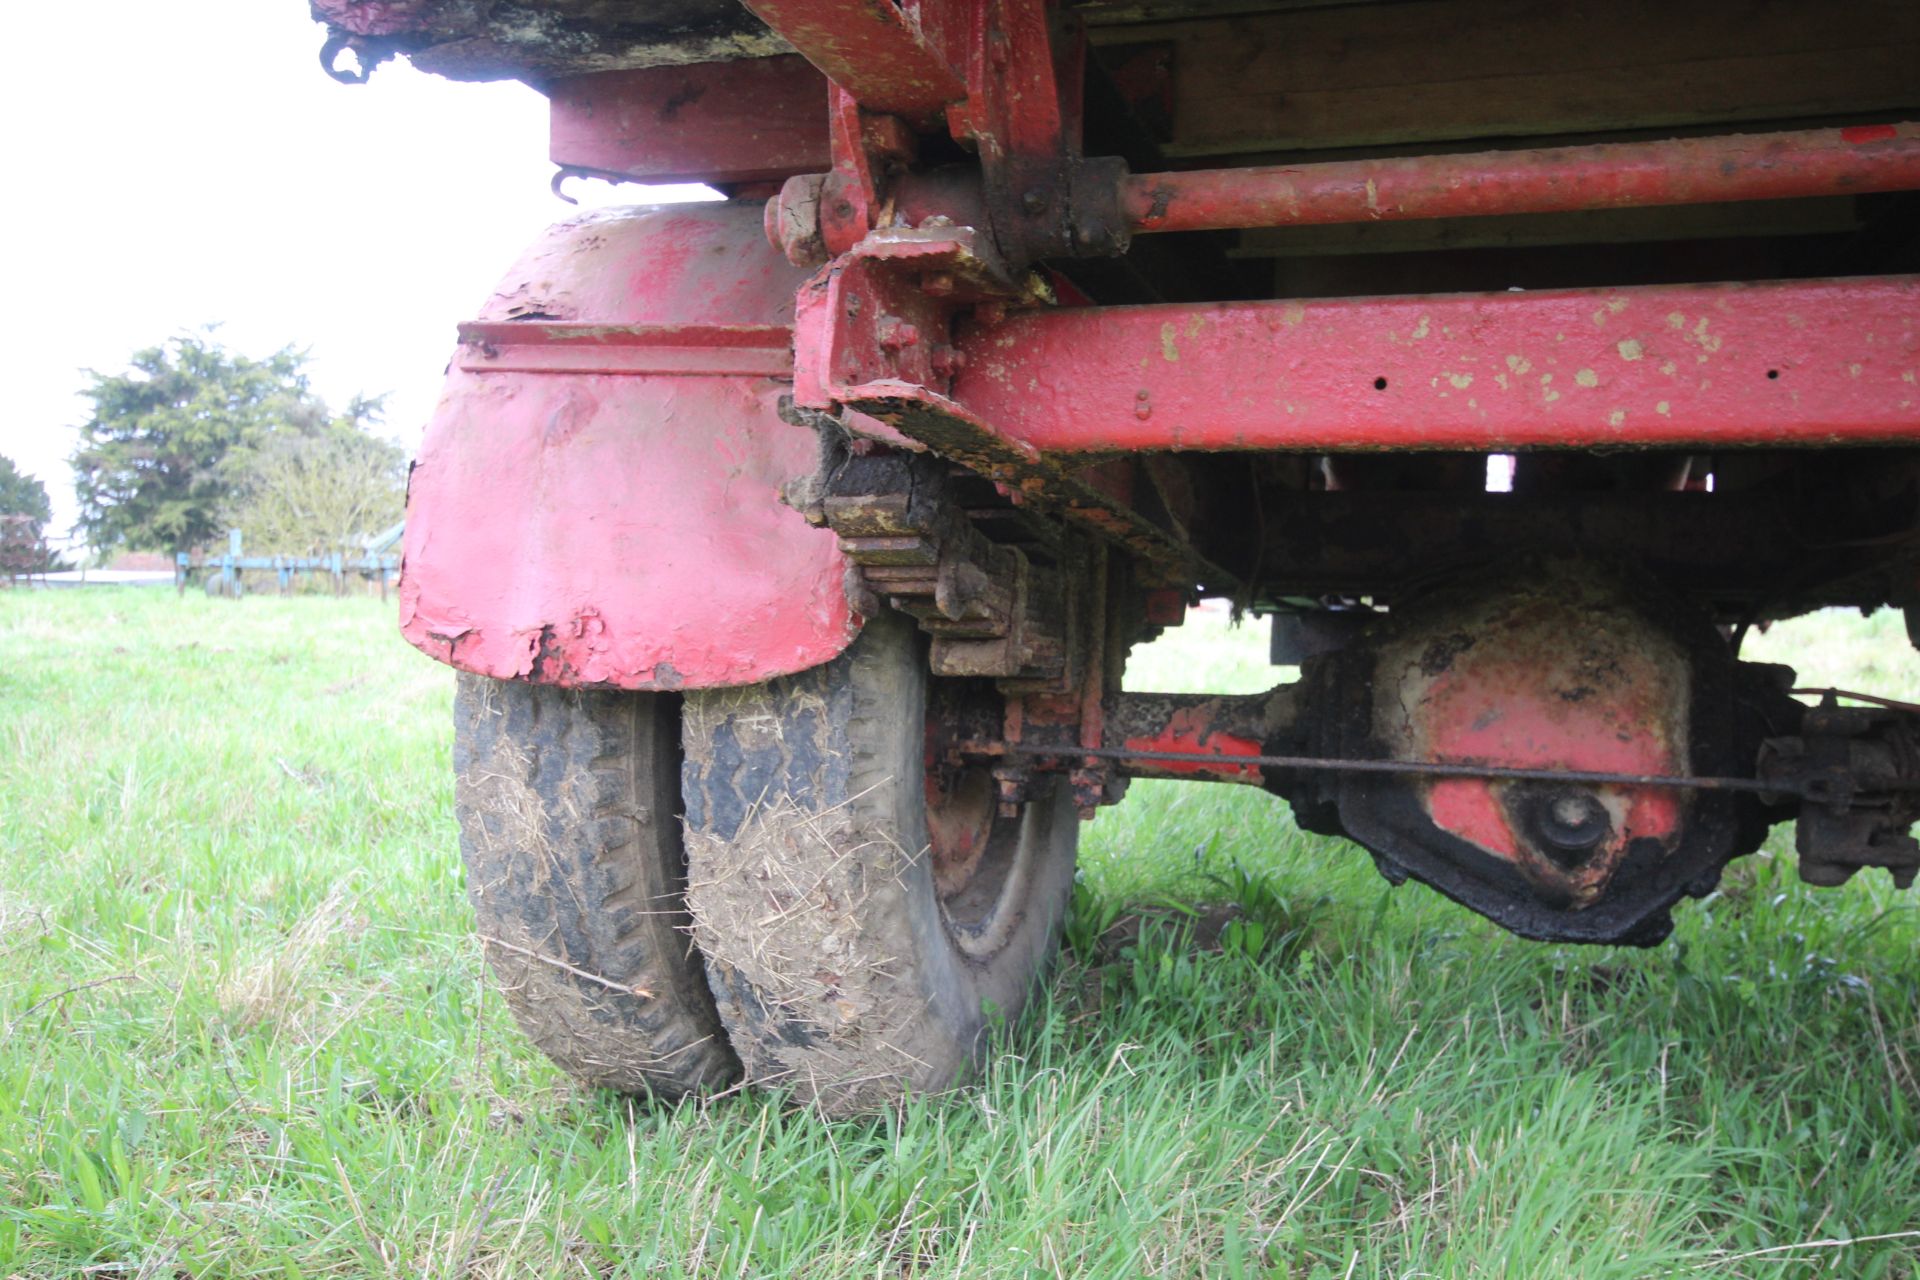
[328,0,1920,958]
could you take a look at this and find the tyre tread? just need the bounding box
[454,675,736,1098]
[681,615,1077,1113]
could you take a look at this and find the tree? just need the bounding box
[0,454,51,524]
[70,331,337,554]
[223,414,406,555]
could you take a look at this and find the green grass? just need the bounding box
[1,590,1916,1278]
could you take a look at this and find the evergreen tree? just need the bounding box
[70,331,385,553]
[0,455,51,524]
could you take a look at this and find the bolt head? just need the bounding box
[1550,793,1598,829]
[1533,788,1611,862]
[767,173,828,267]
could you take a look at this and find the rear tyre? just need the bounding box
[454,675,737,1098]
[682,612,1081,1113]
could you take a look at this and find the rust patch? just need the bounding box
[1374,568,1692,910]
[657,82,706,122]
[1419,631,1475,677]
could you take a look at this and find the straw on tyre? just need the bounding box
[454,675,737,1098]
[681,612,1080,1114]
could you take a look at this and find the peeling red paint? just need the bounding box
[1123,706,1262,782]
[399,202,859,690]
[954,276,1920,452]
[1375,574,1690,909]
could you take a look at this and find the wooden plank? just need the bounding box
[1088,0,1920,158]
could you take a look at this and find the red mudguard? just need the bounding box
[398,202,858,689]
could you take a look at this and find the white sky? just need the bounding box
[0,0,707,542]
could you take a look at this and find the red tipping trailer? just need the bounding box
[311,0,1920,1110]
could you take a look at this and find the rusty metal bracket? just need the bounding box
[847,384,1237,593]
[821,447,1078,688]
[1759,693,1920,887]
[793,228,1236,592]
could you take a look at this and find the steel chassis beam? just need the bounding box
[950,276,1920,452]
[734,0,965,121]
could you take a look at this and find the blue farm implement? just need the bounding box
[175,529,399,600]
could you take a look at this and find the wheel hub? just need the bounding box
[926,764,996,898]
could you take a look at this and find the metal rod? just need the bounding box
[1003,742,1797,797]
[1122,122,1920,236]
[1792,686,1920,716]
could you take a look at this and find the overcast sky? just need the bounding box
[0,0,705,542]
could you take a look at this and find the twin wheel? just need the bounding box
[453,613,1080,1112]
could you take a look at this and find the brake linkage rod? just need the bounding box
[998,742,1808,799]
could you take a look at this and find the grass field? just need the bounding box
[1,589,1916,1278]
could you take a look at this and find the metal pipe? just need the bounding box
[1122,122,1920,236]
[1004,742,1801,798]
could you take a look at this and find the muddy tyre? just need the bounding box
[682,612,1080,1113]
[453,675,737,1098]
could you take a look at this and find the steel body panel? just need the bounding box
[469,202,811,328]
[1123,122,1920,234]
[952,276,1920,452]
[399,202,858,689]
[402,370,853,687]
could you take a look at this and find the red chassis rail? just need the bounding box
[949,276,1920,453]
